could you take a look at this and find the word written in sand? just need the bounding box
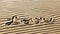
[5,15,55,25]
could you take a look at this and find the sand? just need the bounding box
[0,0,60,34]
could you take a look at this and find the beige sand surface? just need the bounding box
[0,0,60,34]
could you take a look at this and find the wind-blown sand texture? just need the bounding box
[0,0,60,34]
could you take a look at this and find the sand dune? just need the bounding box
[0,0,60,34]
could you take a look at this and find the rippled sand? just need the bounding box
[0,0,60,34]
